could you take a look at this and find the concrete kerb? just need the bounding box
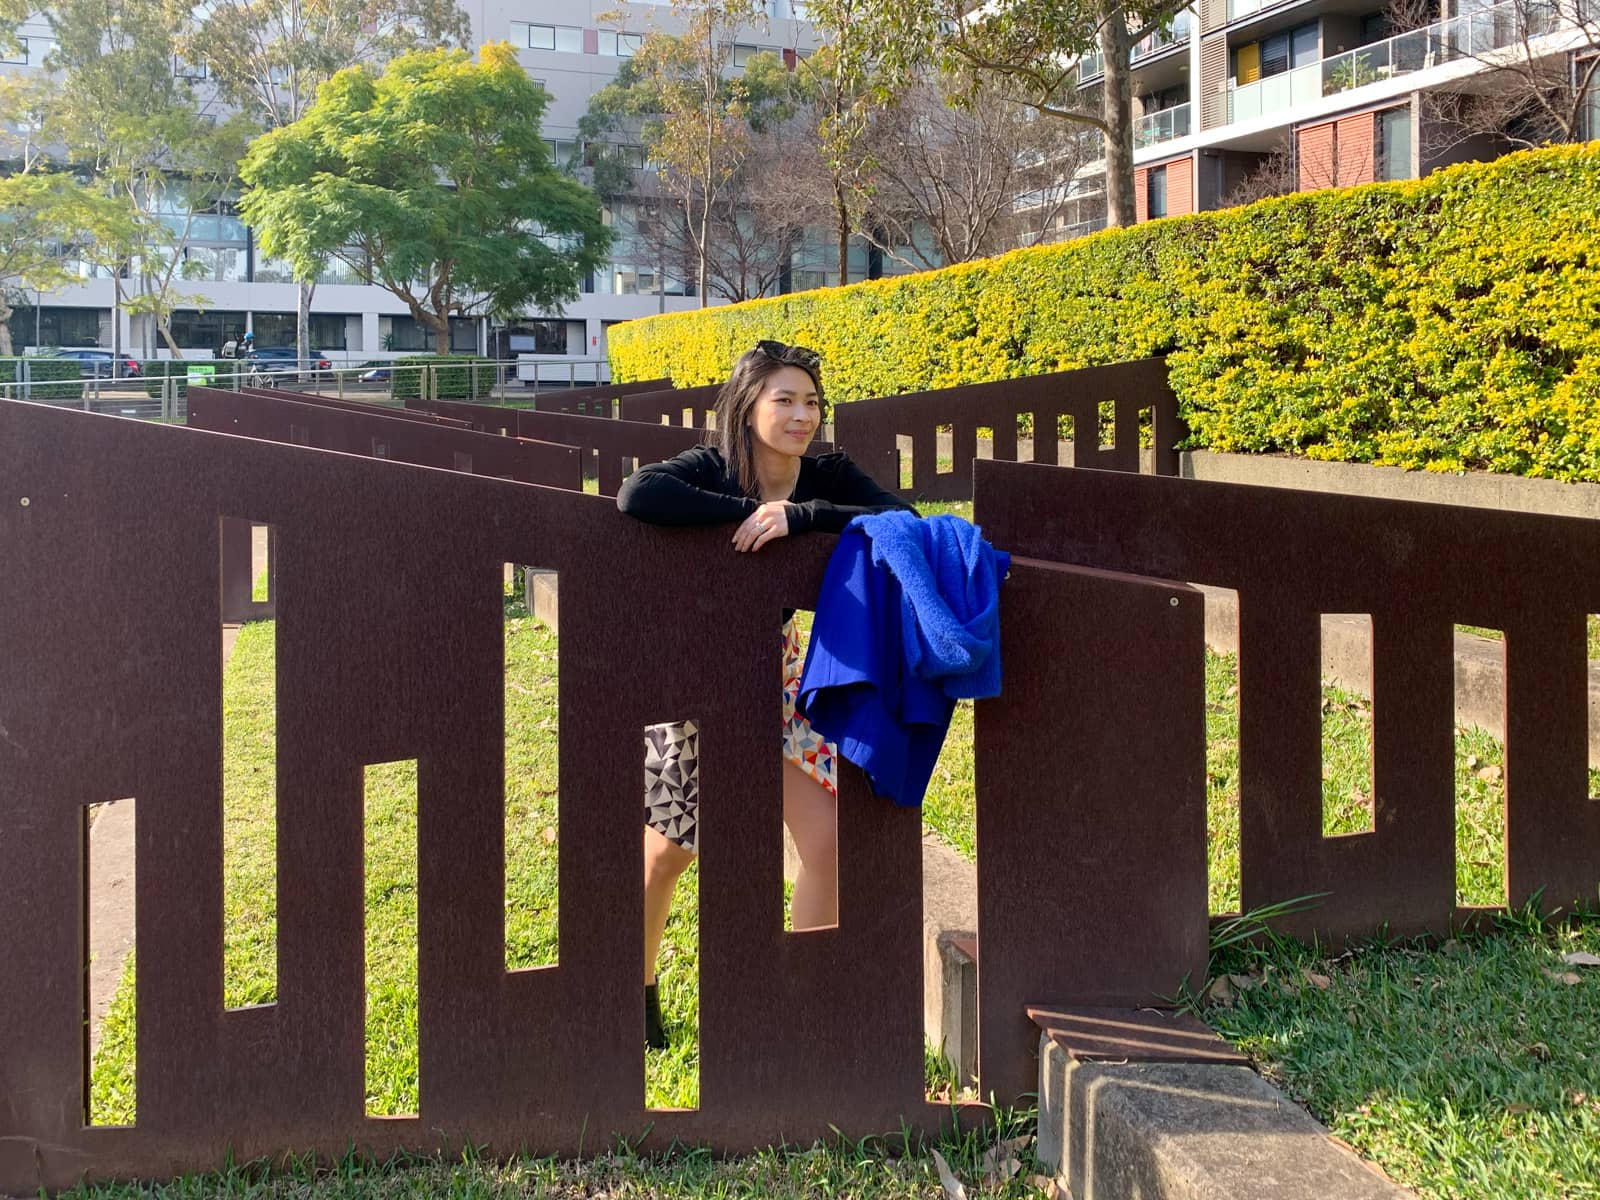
[1036,1040,1416,1200]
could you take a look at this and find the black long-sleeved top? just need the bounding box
[616,445,914,533]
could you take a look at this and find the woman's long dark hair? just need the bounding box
[714,344,826,497]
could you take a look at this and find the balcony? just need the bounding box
[1135,102,1192,147]
[1228,0,1559,122]
[1077,13,1192,82]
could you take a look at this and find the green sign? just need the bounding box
[186,364,217,384]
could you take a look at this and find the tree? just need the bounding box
[0,173,132,354]
[938,0,1192,229]
[603,0,767,304]
[795,0,926,282]
[38,0,257,357]
[578,42,812,302]
[240,43,611,355]
[182,0,470,370]
[862,75,1095,267]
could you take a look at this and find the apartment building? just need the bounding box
[1,1,829,364]
[1040,0,1598,232]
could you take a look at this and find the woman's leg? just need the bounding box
[643,825,695,984]
[783,760,838,930]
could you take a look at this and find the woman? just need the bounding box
[616,340,914,1048]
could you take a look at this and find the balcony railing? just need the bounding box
[1228,0,1560,122]
[1077,13,1192,82]
[1135,102,1192,147]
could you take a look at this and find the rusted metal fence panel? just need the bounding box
[974,458,1600,940]
[189,388,581,623]
[618,384,723,428]
[833,358,1185,502]
[407,401,840,497]
[238,387,475,427]
[0,403,1210,1193]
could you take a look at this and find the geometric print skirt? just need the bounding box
[644,615,839,856]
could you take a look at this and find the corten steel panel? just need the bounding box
[190,388,582,624]
[975,559,1208,1104]
[1135,167,1150,223]
[618,384,724,428]
[1299,122,1337,190]
[974,459,1600,941]
[0,403,991,1193]
[394,403,840,497]
[237,388,476,427]
[831,358,1184,503]
[187,387,582,488]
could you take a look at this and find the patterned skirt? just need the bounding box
[643,616,838,856]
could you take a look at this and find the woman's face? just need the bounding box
[748,365,821,458]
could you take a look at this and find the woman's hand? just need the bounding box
[732,501,790,552]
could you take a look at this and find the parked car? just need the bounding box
[46,349,142,379]
[247,347,332,372]
[357,360,392,383]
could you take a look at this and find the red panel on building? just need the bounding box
[1168,158,1194,217]
[1297,122,1336,191]
[1337,112,1377,187]
[1135,167,1150,223]
[582,27,599,54]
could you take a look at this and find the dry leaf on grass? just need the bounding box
[1476,765,1503,783]
[1302,969,1333,989]
[1026,1175,1068,1200]
[1561,951,1600,968]
[980,1135,1032,1184]
[1544,969,1583,985]
[541,826,558,844]
[1207,976,1235,1006]
[930,1149,967,1200]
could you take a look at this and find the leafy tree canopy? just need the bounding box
[239,42,611,353]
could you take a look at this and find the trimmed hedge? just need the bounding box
[390,355,499,401]
[0,357,84,400]
[608,144,1600,482]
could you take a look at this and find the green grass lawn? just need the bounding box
[1200,910,1600,1200]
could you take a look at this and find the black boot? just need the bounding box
[645,982,668,1050]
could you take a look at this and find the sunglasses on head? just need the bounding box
[754,339,821,371]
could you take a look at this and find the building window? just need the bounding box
[384,315,479,354]
[501,319,571,355]
[596,30,642,56]
[731,43,761,67]
[8,306,105,349]
[173,55,207,80]
[1239,21,1319,81]
[1377,106,1412,180]
[520,23,582,53]
[171,310,247,350]
[1147,165,1168,218]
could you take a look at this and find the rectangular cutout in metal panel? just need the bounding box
[84,797,137,1128]
[223,615,279,1009]
[1203,587,1242,914]
[644,719,700,1111]
[1097,400,1116,449]
[1454,624,1507,907]
[506,566,559,973]
[781,609,837,935]
[364,758,419,1118]
[1321,613,1375,838]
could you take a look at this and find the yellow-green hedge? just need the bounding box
[608,144,1600,481]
